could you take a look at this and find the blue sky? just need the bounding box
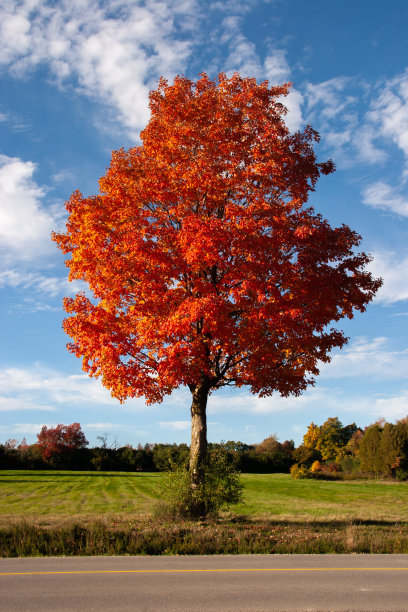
[1,0,408,448]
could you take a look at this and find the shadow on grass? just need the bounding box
[228,515,405,528]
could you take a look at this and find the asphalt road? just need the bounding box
[1,554,408,611]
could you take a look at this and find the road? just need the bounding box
[1,554,408,611]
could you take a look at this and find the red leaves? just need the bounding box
[52,72,382,404]
[36,423,88,462]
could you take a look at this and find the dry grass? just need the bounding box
[1,515,408,557]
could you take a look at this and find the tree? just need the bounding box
[359,423,383,474]
[52,73,381,514]
[378,418,408,478]
[37,423,88,464]
[316,417,358,463]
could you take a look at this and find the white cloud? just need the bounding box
[302,76,394,167]
[208,386,334,416]
[264,49,290,84]
[305,77,353,119]
[303,77,366,165]
[0,366,115,407]
[368,251,408,304]
[0,364,152,415]
[158,420,190,431]
[221,16,263,79]
[0,397,55,412]
[0,0,200,136]
[0,108,29,132]
[84,422,121,431]
[7,423,47,435]
[374,394,408,422]
[367,69,408,174]
[0,154,61,262]
[352,125,388,165]
[320,337,408,380]
[282,89,304,132]
[209,0,257,13]
[362,181,408,217]
[0,268,84,298]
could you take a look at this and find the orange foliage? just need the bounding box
[52,73,381,405]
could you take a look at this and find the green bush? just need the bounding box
[339,454,361,476]
[156,447,244,519]
[395,468,408,482]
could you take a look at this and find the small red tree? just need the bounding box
[52,73,381,507]
[36,423,88,462]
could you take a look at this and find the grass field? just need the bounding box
[1,470,408,523]
[1,471,408,556]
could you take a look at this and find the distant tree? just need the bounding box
[36,423,89,465]
[256,434,280,454]
[378,418,408,478]
[359,423,383,473]
[316,417,358,462]
[378,422,398,476]
[346,428,364,456]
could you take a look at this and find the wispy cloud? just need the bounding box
[362,181,408,217]
[302,72,408,170]
[84,422,121,431]
[320,336,408,379]
[0,423,47,436]
[208,386,335,416]
[221,16,262,78]
[0,397,55,412]
[0,268,83,297]
[305,77,354,120]
[158,420,190,431]
[0,365,117,409]
[0,108,29,132]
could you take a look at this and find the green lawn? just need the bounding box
[1,471,408,524]
[237,474,408,521]
[0,471,160,523]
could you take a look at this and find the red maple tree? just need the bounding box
[52,73,381,490]
[37,423,88,462]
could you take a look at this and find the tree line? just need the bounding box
[1,417,408,480]
[291,416,408,481]
[0,423,294,473]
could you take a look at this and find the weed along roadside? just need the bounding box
[0,471,408,557]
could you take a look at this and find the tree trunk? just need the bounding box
[189,381,209,514]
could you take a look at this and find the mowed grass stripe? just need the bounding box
[0,471,159,516]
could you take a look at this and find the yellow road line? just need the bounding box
[1,567,408,576]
